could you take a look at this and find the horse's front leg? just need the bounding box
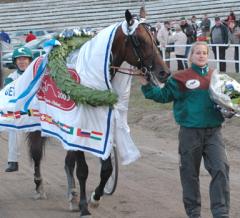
[28,131,47,200]
[65,151,79,211]
[90,155,113,208]
[75,151,91,217]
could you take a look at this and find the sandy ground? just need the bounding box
[0,105,239,218]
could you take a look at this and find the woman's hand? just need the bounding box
[138,76,149,85]
[135,69,149,85]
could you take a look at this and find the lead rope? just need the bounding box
[110,66,144,76]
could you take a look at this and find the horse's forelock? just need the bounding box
[121,19,140,35]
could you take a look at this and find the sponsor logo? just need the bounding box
[185,79,200,89]
[33,57,80,111]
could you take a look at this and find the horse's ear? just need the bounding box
[125,10,134,26]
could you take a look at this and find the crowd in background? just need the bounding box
[152,9,240,73]
[1,8,240,73]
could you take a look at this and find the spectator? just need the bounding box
[169,24,187,70]
[157,21,172,67]
[4,47,33,172]
[139,6,147,22]
[228,20,240,72]
[180,17,194,68]
[191,15,198,42]
[224,9,237,29]
[155,22,162,33]
[210,16,229,72]
[150,26,159,46]
[226,9,236,22]
[0,29,11,44]
[154,22,162,51]
[200,14,211,37]
[25,30,37,43]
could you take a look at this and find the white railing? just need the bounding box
[160,43,240,73]
[1,43,239,71]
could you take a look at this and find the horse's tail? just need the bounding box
[27,131,47,162]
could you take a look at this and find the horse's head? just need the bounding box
[111,10,171,84]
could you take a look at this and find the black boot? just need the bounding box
[5,162,18,172]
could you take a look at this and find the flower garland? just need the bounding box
[47,34,118,107]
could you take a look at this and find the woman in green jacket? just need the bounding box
[139,41,230,218]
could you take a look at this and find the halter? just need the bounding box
[110,22,160,83]
[129,23,155,74]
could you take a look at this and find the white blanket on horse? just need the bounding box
[0,24,140,164]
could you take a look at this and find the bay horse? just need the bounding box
[27,10,170,217]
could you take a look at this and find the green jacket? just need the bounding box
[141,66,224,128]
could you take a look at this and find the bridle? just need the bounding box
[128,23,155,78]
[110,22,157,81]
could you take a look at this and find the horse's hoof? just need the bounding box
[80,207,91,217]
[89,192,100,208]
[80,213,92,218]
[68,194,79,211]
[80,215,92,218]
[33,190,47,200]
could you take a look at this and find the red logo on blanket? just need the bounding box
[33,57,80,111]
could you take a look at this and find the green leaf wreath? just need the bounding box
[47,35,118,107]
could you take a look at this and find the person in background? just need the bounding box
[139,6,147,22]
[155,22,162,33]
[225,9,236,23]
[0,29,11,44]
[157,21,172,67]
[191,15,198,42]
[25,30,36,43]
[210,16,229,72]
[4,47,33,172]
[169,24,187,70]
[138,41,230,218]
[200,14,211,38]
[228,20,240,73]
[180,17,194,68]
[150,26,159,46]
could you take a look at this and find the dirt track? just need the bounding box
[0,107,239,218]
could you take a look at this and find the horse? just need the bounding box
[27,10,170,217]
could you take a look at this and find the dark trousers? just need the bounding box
[176,55,187,70]
[234,46,239,73]
[178,127,230,218]
[165,50,171,68]
[212,46,227,72]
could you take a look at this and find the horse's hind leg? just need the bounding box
[65,151,79,211]
[75,151,91,217]
[28,131,47,200]
[90,155,113,208]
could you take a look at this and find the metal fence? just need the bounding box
[1,41,240,88]
[161,43,240,73]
